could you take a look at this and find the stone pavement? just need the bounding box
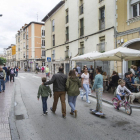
[0,81,14,140]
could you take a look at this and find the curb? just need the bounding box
[89,95,140,109]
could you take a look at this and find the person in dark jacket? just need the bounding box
[3,64,7,82]
[43,67,67,118]
[107,71,120,91]
[10,68,15,82]
[7,67,10,82]
[0,66,6,93]
[66,70,81,118]
[124,73,138,92]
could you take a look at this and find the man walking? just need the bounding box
[43,67,67,118]
[0,67,6,93]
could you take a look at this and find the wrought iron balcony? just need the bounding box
[99,18,105,30]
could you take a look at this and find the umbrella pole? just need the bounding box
[94,60,96,78]
[121,58,123,79]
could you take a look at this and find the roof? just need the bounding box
[42,1,65,22]
[24,21,45,30]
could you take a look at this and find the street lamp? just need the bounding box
[0,14,3,17]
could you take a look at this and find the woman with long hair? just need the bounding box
[92,67,103,115]
[66,70,81,118]
[81,67,91,103]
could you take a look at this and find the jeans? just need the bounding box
[0,79,5,92]
[83,84,90,102]
[68,95,77,112]
[16,72,18,77]
[42,97,48,113]
[7,75,9,81]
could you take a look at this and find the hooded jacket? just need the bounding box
[66,77,81,96]
[37,85,52,99]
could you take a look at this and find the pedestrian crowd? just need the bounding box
[37,65,104,118]
[0,64,19,93]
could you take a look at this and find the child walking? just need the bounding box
[37,77,52,115]
[116,79,132,110]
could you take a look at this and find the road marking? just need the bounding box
[20,76,25,79]
[32,76,40,78]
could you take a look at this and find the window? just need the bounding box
[23,33,25,39]
[78,42,84,55]
[66,9,69,23]
[52,50,55,60]
[99,0,103,2]
[42,40,45,46]
[132,3,140,17]
[42,30,45,36]
[53,35,55,46]
[66,27,69,41]
[80,18,84,36]
[42,50,46,56]
[79,0,84,15]
[18,37,20,42]
[23,43,25,49]
[23,53,25,58]
[99,7,105,30]
[52,20,55,32]
[65,46,69,59]
[98,36,105,53]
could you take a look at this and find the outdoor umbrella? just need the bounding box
[71,51,101,61]
[89,47,140,75]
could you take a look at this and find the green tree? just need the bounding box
[0,57,6,65]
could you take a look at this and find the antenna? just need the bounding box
[37,12,38,22]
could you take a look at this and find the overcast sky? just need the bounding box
[0,0,61,54]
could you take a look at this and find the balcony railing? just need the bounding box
[41,46,45,49]
[18,48,20,51]
[80,27,84,37]
[41,56,46,59]
[26,55,29,59]
[79,4,84,15]
[65,50,69,59]
[97,42,106,53]
[99,18,105,30]
[53,40,55,46]
[52,54,55,61]
[66,15,68,24]
[78,47,84,55]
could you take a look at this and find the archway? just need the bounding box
[122,38,140,74]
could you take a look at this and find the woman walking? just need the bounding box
[81,67,91,103]
[92,67,103,115]
[66,70,81,117]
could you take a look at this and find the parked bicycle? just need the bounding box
[112,94,132,115]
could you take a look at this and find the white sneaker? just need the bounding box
[86,101,91,104]
[43,113,46,116]
[46,111,48,114]
[88,93,92,95]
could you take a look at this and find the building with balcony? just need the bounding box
[6,46,12,67]
[63,0,116,75]
[15,22,45,71]
[116,0,140,75]
[42,1,69,74]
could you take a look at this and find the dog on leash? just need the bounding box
[129,92,140,104]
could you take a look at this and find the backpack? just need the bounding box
[0,71,4,79]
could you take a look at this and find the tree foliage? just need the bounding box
[0,57,6,65]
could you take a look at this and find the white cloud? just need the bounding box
[0,0,61,54]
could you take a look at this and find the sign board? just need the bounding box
[47,57,51,62]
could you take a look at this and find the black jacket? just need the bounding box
[44,72,67,92]
[7,69,10,76]
[111,75,120,86]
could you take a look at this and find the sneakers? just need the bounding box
[92,110,97,113]
[86,101,91,104]
[43,113,47,116]
[50,107,55,113]
[46,111,48,114]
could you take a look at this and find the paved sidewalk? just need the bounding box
[0,82,14,140]
[90,91,140,108]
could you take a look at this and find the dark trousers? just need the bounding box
[42,97,48,113]
[52,92,66,116]
[10,74,15,82]
[7,75,9,81]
